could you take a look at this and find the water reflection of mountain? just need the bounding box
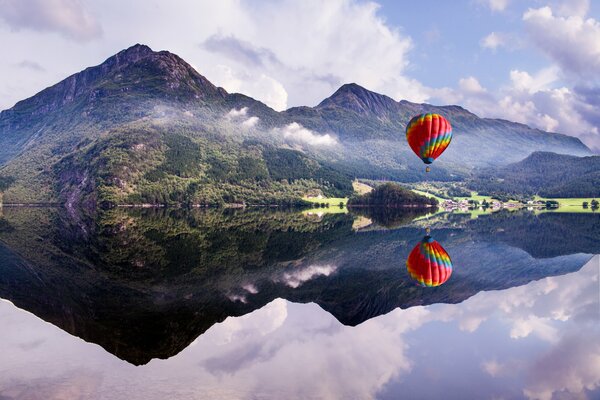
[0,208,596,365]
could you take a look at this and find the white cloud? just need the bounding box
[276,264,338,288]
[509,316,558,342]
[509,67,559,94]
[523,5,600,79]
[227,107,248,118]
[554,0,590,18]
[198,0,428,107]
[214,66,288,111]
[523,332,600,400]
[275,122,338,147]
[482,359,503,377]
[433,69,600,150]
[226,107,260,129]
[480,31,524,52]
[459,76,487,93]
[480,0,510,12]
[0,0,102,41]
[241,116,259,128]
[215,298,288,345]
[480,32,505,50]
[242,284,258,294]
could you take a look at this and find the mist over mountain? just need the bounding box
[0,44,593,206]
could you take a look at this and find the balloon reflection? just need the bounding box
[406,235,453,287]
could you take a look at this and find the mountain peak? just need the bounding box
[90,43,157,75]
[116,43,154,58]
[317,83,400,116]
[3,44,226,119]
[335,82,371,95]
[122,43,152,54]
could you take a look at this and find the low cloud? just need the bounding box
[0,0,102,42]
[227,107,260,129]
[242,116,259,128]
[275,264,338,288]
[275,122,338,147]
[227,107,248,118]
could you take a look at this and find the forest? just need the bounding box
[348,182,438,207]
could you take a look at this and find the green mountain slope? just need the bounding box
[55,122,352,208]
[470,151,600,197]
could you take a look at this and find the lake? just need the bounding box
[0,207,598,399]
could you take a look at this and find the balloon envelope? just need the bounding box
[405,113,452,164]
[406,235,453,287]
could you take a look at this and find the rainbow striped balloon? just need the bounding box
[405,113,452,165]
[406,235,453,287]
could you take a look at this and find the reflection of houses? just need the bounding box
[442,198,524,212]
[304,211,324,221]
[504,202,521,209]
[441,199,470,212]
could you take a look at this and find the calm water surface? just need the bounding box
[0,207,598,400]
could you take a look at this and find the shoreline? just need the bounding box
[1,202,306,209]
[1,203,61,207]
[347,204,436,208]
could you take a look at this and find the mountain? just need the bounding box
[471,151,600,198]
[0,44,225,163]
[284,83,591,177]
[0,44,350,206]
[0,44,593,205]
[0,207,596,364]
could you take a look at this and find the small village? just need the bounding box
[440,198,524,212]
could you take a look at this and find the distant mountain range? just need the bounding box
[472,151,600,198]
[0,44,593,206]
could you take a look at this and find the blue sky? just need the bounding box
[378,0,600,89]
[0,0,598,150]
[378,0,546,89]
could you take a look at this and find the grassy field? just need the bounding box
[302,205,347,215]
[455,192,492,202]
[303,197,348,206]
[302,196,348,215]
[533,196,598,214]
[353,181,373,195]
[410,189,446,204]
[534,196,597,206]
[302,182,373,215]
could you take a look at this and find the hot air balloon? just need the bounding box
[406,235,453,287]
[405,113,452,172]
